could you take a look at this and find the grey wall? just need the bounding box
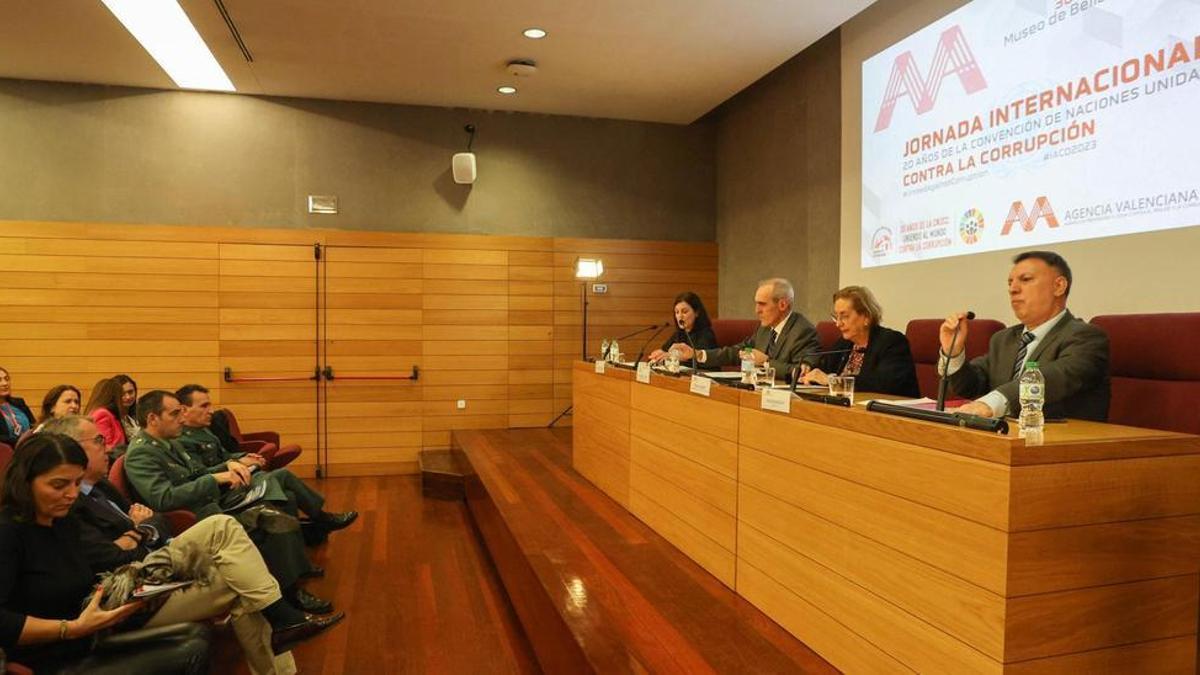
[712,31,842,321]
[0,78,715,240]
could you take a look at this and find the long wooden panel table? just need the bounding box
[572,361,1200,673]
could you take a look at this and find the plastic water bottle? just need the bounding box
[1018,361,1045,445]
[740,348,756,384]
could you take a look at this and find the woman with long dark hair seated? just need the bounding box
[111,374,141,442]
[83,378,129,454]
[648,291,718,365]
[797,286,920,397]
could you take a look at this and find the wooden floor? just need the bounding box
[456,428,837,674]
[212,475,539,674]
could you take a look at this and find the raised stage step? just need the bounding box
[417,448,466,500]
[452,428,835,674]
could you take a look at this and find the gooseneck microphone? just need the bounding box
[634,321,674,363]
[680,319,699,371]
[936,310,975,412]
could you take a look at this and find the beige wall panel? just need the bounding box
[219,276,317,293]
[1009,457,1200,530]
[324,277,422,294]
[740,445,1007,593]
[739,524,999,673]
[740,484,1004,659]
[629,487,736,588]
[218,243,315,261]
[423,264,508,280]
[629,435,737,516]
[425,325,510,341]
[324,247,422,263]
[736,560,914,674]
[740,408,1011,529]
[425,279,507,296]
[630,446,736,550]
[631,385,739,443]
[325,262,422,279]
[1007,516,1200,596]
[1003,636,1195,674]
[0,253,216,276]
[420,370,508,386]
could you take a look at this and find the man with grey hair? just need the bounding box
[671,277,820,380]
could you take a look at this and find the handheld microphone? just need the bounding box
[936,310,975,412]
[634,321,674,363]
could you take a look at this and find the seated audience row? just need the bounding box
[0,377,355,673]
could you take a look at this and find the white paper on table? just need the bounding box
[689,374,712,397]
[701,371,746,380]
[760,388,792,413]
[635,362,651,384]
[594,361,606,374]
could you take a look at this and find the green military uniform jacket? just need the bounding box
[178,425,243,468]
[124,429,285,520]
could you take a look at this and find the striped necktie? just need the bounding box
[1012,331,1035,380]
[765,329,777,357]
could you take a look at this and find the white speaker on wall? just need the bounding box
[452,152,476,185]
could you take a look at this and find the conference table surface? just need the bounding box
[572,360,1200,674]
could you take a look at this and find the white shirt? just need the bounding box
[943,309,1068,416]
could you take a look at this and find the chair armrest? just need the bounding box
[164,510,197,535]
[6,663,34,675]
[242,431,280,446]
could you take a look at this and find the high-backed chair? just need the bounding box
[109,454,196,534]
[218,409,302,470]
[1089,313,1200,434]
[815,321,840,351]
[0,442,13,478]
[905,318,1007,399]
[710,318,759,348]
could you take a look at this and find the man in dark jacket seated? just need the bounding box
[123,390,336,615]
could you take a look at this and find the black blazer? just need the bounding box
[815,325,920,398]
[0,397,34,446]
[72,479,172,573]
[660,325,717,353]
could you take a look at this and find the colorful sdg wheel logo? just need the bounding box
[959,208,985,244]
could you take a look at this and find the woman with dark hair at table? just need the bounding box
[39,384,82,425]
[648,291,718,365]
[798,286,920,397]
[0,367,35,447]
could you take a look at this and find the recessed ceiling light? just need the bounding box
[101,0,234,92]
[497,86,518,95]
[522,28,547,39]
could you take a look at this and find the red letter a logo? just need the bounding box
[874,25,987,132]
[1002,197,1060,235]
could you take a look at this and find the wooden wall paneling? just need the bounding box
[217,242,318,475]
[0,230,222,415]
[571,366,631,506]
[507,249,554,427]
[323,245,424,476]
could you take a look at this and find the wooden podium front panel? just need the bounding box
[628,383,739,587]
[569,364,1200,672]
[572,366,632,506]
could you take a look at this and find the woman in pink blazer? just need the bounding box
[83,377,127,452]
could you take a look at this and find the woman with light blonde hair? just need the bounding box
[798,285,919,397]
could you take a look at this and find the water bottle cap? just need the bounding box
[1025,360,1038,367]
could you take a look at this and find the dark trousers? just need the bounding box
[269,469,325,518]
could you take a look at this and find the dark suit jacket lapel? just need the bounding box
[770,314,799,358]
[1029,310,1075,364]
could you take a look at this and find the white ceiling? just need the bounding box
[0,0,874,124]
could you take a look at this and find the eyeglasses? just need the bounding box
[830,313,853,325]
[79,434,105,446]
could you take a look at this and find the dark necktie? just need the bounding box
[765,329,778,357]
[1012,331,1035,380]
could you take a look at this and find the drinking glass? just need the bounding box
[760,365,776,388]
[828,375,856,404]
[666,348,681,374]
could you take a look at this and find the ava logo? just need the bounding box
[870,227,893,258]
[959,208,985,244]
[874,25,988,132]
[1002,197,1059,235]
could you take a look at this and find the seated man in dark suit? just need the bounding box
[124,390,336,615]
[940,251,1110,421]
[174,384,355,534]
[670,277,820,380]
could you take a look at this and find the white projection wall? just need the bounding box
[860,0,1200,268]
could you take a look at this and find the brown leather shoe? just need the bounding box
[271,612,345,654]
